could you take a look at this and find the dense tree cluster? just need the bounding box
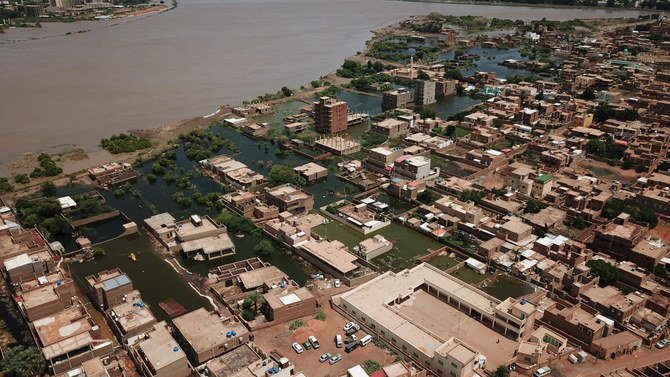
[268,164,306,187]
[601,199,658,228]
[30,153,62,178]
[179,129,225,161]
[101,133,151,154]
[586,259,620,287]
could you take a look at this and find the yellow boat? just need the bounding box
[129,252,137,261]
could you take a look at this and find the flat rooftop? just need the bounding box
[134,321,187,371]
[204,344,261,377]
[173,308,248,355]
[237,266,286,290]
[110,291,156,334]
[144,212,176,231]
[176,216,220,238]
[294,162,327,176]
[299,239,358,274]
[33,306,92,347]
[181,234,235,254]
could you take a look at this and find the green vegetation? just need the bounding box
[0,178,13,194]
[654,265,668,278]
[92,246,106,258]
[179,129,225,160]
[586,259,620,287]
[586,136,626,163]
[216,210,261,236]
[363,360,382,374]
[565,216,588,230]
[281,86,293,97]
[314,311,327,321]
[524,198,546,214]
[268,164,306,187]
[350,73,393,91]
[101,133,151,154]
[415,106,436,120]
[417,190,441,205]
[367,37,440,62]
[458,189,486,204]
[30,153,62,178]
[310,80,323,88]
[325,201,347,215]
[0,346,46,377]
[40,182,57,198]
[171,191,192,207]
[316,84,342,98]
[601,198,658,228]
[361,133,387,147]
[491,365,510,377]
[71,193,114,217]
[594,104,639,123]
[254,239,275,256]
[13,174,29,184]
[289,319,304,331]
[336,60,385,78]
[192,191,220,208]
[15,197,70,236]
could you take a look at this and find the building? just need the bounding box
[172,308,251,365]
[264,184,314,215]
[298,239,359,279]
[314,96,348,134]
[314,135,362,155]
[354,235,393,260]
[294,162,327,182]
[592,213,648,261]
[240,122,269,137]
[84,268,134,310]
[31,303,114,374]
[107,290,157,345]
[371,118,410,138]
[333,263,537,375]
[3,250,55,284]
[87,162,138,187]
[201,155,266,189]
[415,80,436,106]
[130,321,193,377]
[264,286,318,324]
[219,191,279,223]
[392,155,434,180]
[0,227,50,264]
[366,146,403,173]
[263,212,323,247]
[382,88,412,111]
[17,275,77,322]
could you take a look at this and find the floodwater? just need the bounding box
[0,0,649,169]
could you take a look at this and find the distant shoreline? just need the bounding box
[394,0,664,12]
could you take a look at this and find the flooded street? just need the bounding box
[0,0,648,169]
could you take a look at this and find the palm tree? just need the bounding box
[247,291,266,314]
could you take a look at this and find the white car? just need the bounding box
[334,279,341,288]
[292,342,304,354]
[308,335,320,349]
[343,322,356,332]
[329,353,342,365]
[656,339,669,349]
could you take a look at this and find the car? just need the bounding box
[309,335,320,349]
[343,322,360,334]
[334,279,341,288]
[292,342,304,354]
[335,334,343,348]
[345,342,359,353]
[319,352,332,363]
[343,322,355,332]
[303,341,312,350]
[329,353,342,365]
[656,339,669,349]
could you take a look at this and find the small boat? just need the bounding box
[129,252,137,262]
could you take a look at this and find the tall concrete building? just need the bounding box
[382,88,412,111]
[415,80,436,106]
[314,96,348,134]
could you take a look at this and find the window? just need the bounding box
[370,323,375,329]
[451,362,458,369]
[381,330,386,336]
[450,372,456,377]
[438,369,443,375]
[352,310,356,315]
[402,345,407,351]
[391,338,396,343]
[413,352,419,358]
[439,360,444,366]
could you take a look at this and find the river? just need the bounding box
[0,0,649,171]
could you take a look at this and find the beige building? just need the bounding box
[130,321,193,377]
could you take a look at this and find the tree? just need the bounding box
[0,177,13,194]
[13,174,29,184]
[268,164,306,187]
[314,311,327,321]
[417,190,440,204]
[524,198,546,214]
[281,86,293,97]
[247,290,265,314]
[586,259,620,287]
[417,70,430,80]
[92,246,106,258]
[0,346,46,377]
[580,87,596,100]
[42,216,70,235]
[491,365,510,377]
[40,182,57,198]
[254,239,275,256]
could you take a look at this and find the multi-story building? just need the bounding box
[371,118,410,138]
[314,96,348,134]
[84,268,134,310]
[264,184,314,214]
[415,80,436,106]
[392,155,434,180]
[130,321,193,377]
[382,88,412,111]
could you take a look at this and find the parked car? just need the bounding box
[656,339,669,349]
[334,279,341,288]
[292,342,304,354]
[303,341,312,350]
[309,335,320,349]
[345,342,359,353]
[329,354,342,365]
[335,334,343,348]
[360,334,373,346]
[343,322,355,332]
[344,322,360,335]
[319,352,332,363]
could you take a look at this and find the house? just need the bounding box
[84,269,134,310]
[264,184,314,215]
[130,321,193,377]
[294,162,327,182]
